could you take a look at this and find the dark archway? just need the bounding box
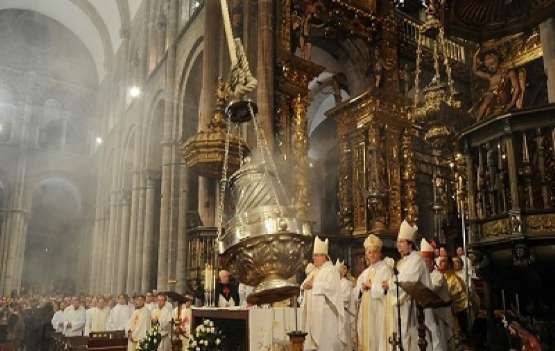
[23,177,82,294]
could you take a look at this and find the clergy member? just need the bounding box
[63,297,86,337]
[173,298,192,351]
[107,294,133,331]
[84,296,96,335]
[338,261,356,351]
[301,236,345,351]
[420,239,449,351]
[152,293,172,351]
[300,262,316,334]
[126,295,151,351]
[215,270,240,307]
[383,220,431,351]
[86,296,110,335]
[145,292,157,312]
[51,301,65,333]
[354,234,393,351]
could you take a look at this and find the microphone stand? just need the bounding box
[389,267,404,351]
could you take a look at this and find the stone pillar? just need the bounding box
[142,171,159,292]
[175,166,190,293]
[257,0,274,146]
[196,0,220,228]
[134,174,146,292]
[540,18,555,102]
[117,193,131,293]
[105,190,118,293]
[126,172,140,293]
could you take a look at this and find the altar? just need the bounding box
[191,307,300,351]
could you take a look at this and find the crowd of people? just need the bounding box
[0,291,193,351]
[300,219,478,351]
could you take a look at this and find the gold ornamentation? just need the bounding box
[526,214,555,235]
[481,218,510,238]
[292,94,310,218]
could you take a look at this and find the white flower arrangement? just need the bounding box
[187,319,223,351]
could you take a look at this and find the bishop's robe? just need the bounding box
[126,306,151,351]
[152,304,173,351]
[51,310,64,333]
[355,259,393,351]
[301,261,346,351]
[387,251,432,351]
[63,305,86,337]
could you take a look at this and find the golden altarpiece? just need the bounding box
[180,0,555,346]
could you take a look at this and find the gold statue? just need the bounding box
[470,48,524,121]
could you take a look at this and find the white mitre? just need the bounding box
[397,219,418,242]
[334,259,345,272]
[364,234,383,252]
[420,238,434,253]
[313,236,329,256]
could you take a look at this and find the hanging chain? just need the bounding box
[249,104,288,207]
[414,26,423,109]
[216,114,233,240]
[439,27,456,100]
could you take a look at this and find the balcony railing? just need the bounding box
[458,104,555,243]
[396,10,469,64]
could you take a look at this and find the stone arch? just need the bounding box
[23,175,83,293]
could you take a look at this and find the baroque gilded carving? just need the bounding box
[526,214,555,235]
[291,94,310,218]
[481,218,510,238]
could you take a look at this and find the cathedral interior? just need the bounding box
[1,0,555,349]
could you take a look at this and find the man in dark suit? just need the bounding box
[215,270,239,307]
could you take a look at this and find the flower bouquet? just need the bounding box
[187,319,223,351]
[137,321,162,351]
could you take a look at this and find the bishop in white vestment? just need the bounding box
[152,294,173,351]
[355,234,393,351]
[126,295,151,351]
[301,236,346,351]
[384,220,432,351]
[63,297,86,337]
[337,261,356,351]
[108,294,133,331]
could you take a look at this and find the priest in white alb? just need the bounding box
[354,234,394,351]
[152,293,173,351]
[420,238,449,351]
[86,296,111,335]
[107,294,133,331]
[300,236,346,351]
[383,220,431,351]
[126,295,151,351]
[63,297,86,337]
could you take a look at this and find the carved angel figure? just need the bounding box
[470,48,525,121]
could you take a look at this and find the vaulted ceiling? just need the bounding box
[0,0,143,79]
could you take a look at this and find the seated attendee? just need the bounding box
[107,294,133,331]
[215,270,239,307]
[63,297,86,337]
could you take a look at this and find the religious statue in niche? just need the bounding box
[399,63,412,96]
[425,0,445,25]
[291,1,323,60]
[470,48,526,121]
[372,47,384,89]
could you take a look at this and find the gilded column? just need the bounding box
[385,126,402,228]
[336,115,353,235]
[142,171,159,292]
[117,192,131,293]
[401,128,418,223]
[291,95,310,218]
